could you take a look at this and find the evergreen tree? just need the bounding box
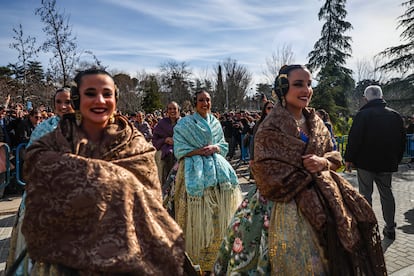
[214,65,226,112]
[307,0,354,118]
[378,0,414,75]
[142,75,163,113]
[26,61,45,84]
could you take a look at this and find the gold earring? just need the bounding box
[279,96,286,107]
[75,110,82,126]
[109,113,115,124]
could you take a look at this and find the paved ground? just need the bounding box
[233,160,414,276]
[0,162,413,275]
[0,195,21,274]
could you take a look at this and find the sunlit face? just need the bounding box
[195,91,211,118]
[136,112,144,123]
[79,73,116,130]
[284,68,313,115]
[54,90,74,117]
[30,112,42,126]
[167,102,179,120]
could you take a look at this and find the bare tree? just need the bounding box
[355,58,371,83]
[221,58,252,111]
[159,60,193,107]
[263,44,295,83]
[9,23,39,103]
[75,50,105,72]
[35,0,78,85]
[113,73,141,114]
[355,56,391,83]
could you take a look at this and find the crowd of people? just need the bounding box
[1,64,411,275]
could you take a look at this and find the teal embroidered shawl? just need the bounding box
[173,112,238,197]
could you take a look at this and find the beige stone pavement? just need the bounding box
[0,161,413,275]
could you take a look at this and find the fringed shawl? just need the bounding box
[173,112,238,197]
[252,104,387,275]
[22,114,185,275]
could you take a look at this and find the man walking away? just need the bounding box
[344,85,406,240]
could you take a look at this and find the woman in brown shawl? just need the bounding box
[215,64,386,275]
[21,69,185,275]
[253,65,387,275]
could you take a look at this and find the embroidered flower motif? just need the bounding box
[263,213,269,228]
[233,221,240,232]
[232,237,243,253]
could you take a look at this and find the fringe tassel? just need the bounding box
[186,184,242,258]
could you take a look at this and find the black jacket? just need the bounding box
[344,99,406,172]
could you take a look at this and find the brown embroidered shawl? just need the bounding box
[252,104,386,275]
[22,115,185,275]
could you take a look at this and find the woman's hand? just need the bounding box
[302,154,329,173]
[200,145,220,156]
[185,145,220,157]
[165,137,174,145]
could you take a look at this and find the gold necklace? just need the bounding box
[295,114,306,126]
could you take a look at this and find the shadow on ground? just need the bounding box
[399,208,414,235]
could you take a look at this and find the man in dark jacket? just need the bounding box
[344,85,406,240]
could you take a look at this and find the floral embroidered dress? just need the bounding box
[213,186,273,275]
[215,105,386,275]
[213,130,310,275]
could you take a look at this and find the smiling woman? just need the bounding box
[172,89,242,273]
[20,68,186,275]
[214,65,387,275]
[70,69,118,143]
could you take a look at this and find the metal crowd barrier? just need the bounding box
[0,143,11,190]
[406,134,414,159]
[0,142,27,192]
[336,134,414,160]
[15,142,27,186]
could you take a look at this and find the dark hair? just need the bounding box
[258,100,274,124]
[167,101,181,112]
[29,108,41,117]
[52,86,71,108]
[71,68,119,110]
[274,64,308,103]
[73,68,115,87]
[193,90,209,106]
[317,109,330,122]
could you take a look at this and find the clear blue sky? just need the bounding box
[0,0,404,85]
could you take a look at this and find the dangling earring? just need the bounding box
[75,110,82,126]
[109,113,115,124]
[281,97,286,107]
[279,96,286,107]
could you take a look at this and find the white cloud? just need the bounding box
[0,0,405,87]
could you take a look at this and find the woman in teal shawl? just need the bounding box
[173,90,242,273]
[6,87,74,275]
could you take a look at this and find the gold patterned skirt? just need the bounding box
[268,200,329,276]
